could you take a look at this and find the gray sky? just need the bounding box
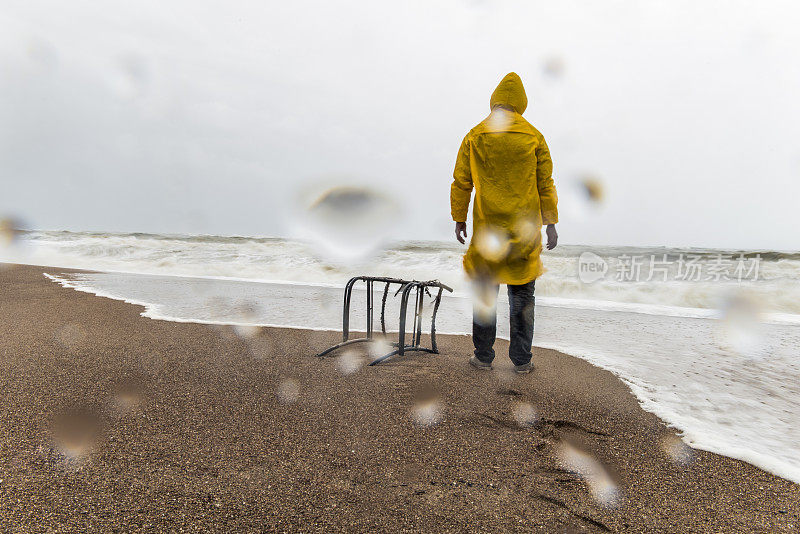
[1,0,799,250]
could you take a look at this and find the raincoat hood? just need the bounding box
[489,72,528,114]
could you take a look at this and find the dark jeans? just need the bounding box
[473,280,535,366]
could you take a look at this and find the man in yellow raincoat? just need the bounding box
[450,72,558,374]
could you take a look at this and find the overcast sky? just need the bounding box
[1,0,799,250]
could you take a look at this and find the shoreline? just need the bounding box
[27,264,800,326]
[1,264,798,531]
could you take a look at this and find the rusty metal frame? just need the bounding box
[315,276,452,365]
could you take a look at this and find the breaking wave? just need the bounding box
[4,230,800,319]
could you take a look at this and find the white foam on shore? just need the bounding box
[42,270,800,486]
[536,341,800,485]
[32,265,799,327]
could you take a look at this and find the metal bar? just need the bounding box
[349,276,410,285]
[430,286,443,353]
[422,280,453,293]
[413,285,424,347]
[393,282,411,298]
[366,279,373,338]
[380,282,390,335]
[342,277,359,342]
[367,346,437,366]
[397,282,418,356]
[316,337,374,358]
[410,286,418,347]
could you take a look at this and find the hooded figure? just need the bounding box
[451,72,558,285]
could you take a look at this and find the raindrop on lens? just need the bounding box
[660,435,693,465]
[112,375,146,412]
[51,407,102,460]
[232,302,262,339]
[487,107,513,131]
[336,350,363,375]
[27,38,58,70]
[55,323,87,350]
[108,54,148,99]
[716,292,765,358]
[233,325,261,339]
[248,336,272,360]
[542,56,565,78]
[561,175,605,220]
[205,296,231,315]
[235,301,261,321]
[276,378,300,405]
[582,178,604,202]
[470,279,498,327]
[0,218,22,248]
[411,400,443,428]
[513,217,538,243]
[297,185,400,263]
[474,226,511,262]
[557,442,620,507]
[511,402,537,427]
[368,337,393,362]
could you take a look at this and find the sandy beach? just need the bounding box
[0,264,798,532]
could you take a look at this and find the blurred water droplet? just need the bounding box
[233,325,261,339]
[205,296,231,314]
[316,289,340,325]
[108,54,149,99]
[716,292,765,358]
[660,434,693,465]
[411,399,443,428]
[582,177,604,203]
[511,402,537,427]
[213,324,239,343]
[55,323,87,350]
[248,336,272,360]
[560,175,605,221]
[235,301,261,321]
[411,383,443,429]
[0,218,22,248]
[487,107,513,130]
[557,442,620,507]
[588,475,620,507]
[112,375,146,412]
[27,39,58,70]
[419,299,435,325]
[368,337,393,362]
[296,185,400,263]
[276,378,300,405]
[513,216,538,243]
[230,301,263,339]
[474,226,511,262]
[493,365,516,384]
[336,350,364,375]
[542,56,566,78]
[470,279,498,327]
[51,407,101,460]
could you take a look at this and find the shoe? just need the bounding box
[513,362,534,374]
[469,355,492,370]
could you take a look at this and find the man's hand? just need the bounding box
[455,222,468,244]
[546,224,558,250]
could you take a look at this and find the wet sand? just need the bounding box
[1,264,798,532]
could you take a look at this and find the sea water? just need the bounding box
[5,230,800,484]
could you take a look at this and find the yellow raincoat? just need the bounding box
[450,72,558,285]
